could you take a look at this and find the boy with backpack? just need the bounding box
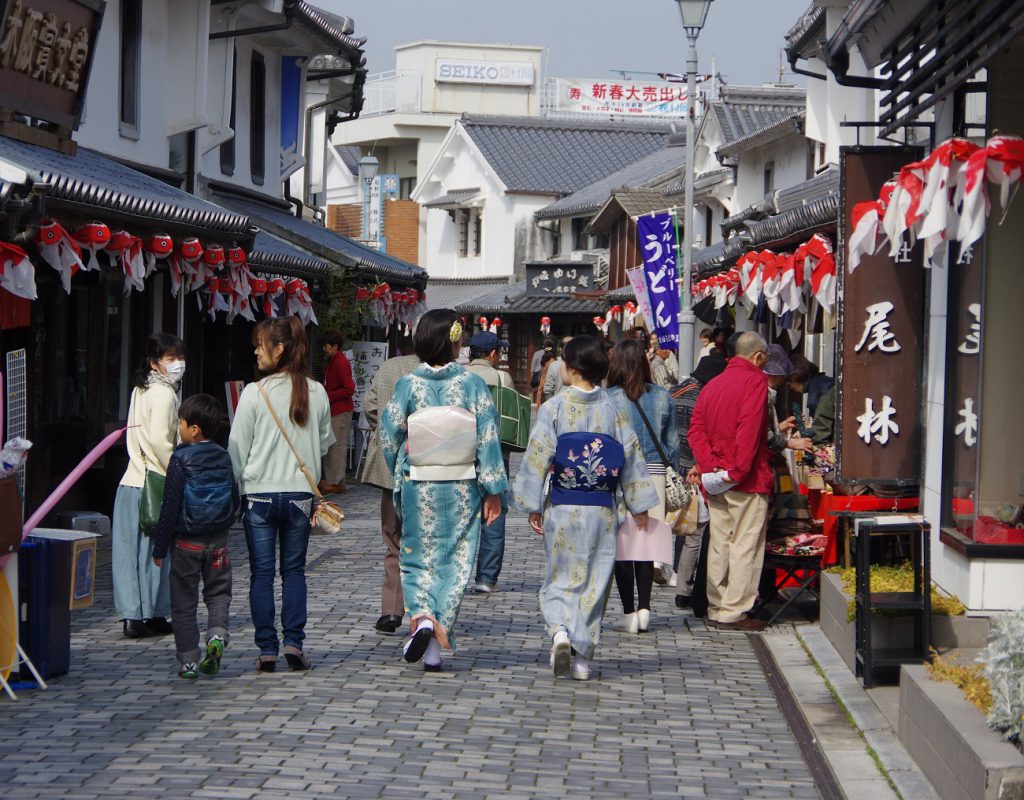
[152,394,238,679]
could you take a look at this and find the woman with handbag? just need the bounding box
[606,338,678,633]
[379,309,507,673]
[228,317,332,673]
[113,332,185,639]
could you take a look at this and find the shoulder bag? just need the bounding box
[257,382,345,535]
[132,392,165,534]
[632,397,691,513]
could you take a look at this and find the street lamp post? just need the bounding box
[674,0,713,374]
[358,154,379,241]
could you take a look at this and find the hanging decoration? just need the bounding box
[606,304,623,326]
[285,278,318,326]
[143,234,174,286]
[849,135,1024,272]
[73,222,111,269]
[692,233,838,317]
[539,315,551,336]
[593,315,608,334]
[106,230,145,294]
[171,237,204,297]
[226,245,255,323]
[489,316,501,334]
[622,301,638,330]
[0,242,36,300]
[36,219,83,293]
[478,316,489,332]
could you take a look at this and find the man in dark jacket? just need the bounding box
[688,332,773,631]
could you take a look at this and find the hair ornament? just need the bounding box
[449,319,463,343]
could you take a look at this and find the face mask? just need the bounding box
[164,361,186,383]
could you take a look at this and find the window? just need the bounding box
[763,161,775,195]
[704,205,714,247]
[473,211,482,256]
[399,177,416,200]
[456,209,482,257]
[250,51,266,185]
[594,232,610,249]
[458,210,469,257]
[119,0,142,137]
[572,217,589,251]
[550,220,561,257]
[220,50,237,176]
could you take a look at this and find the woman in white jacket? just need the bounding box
[113,333,185,638]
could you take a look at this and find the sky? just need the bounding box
[317,0,811,88]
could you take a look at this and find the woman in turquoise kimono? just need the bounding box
[380,309,507,672]
[512,336,658,681]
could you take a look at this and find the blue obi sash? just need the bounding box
[550,432,624,508]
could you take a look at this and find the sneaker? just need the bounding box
[667,573,678,588]
[652,565,668,585]
[474,582,496,593]
[612,612,639,633]
[570,656,591,681]
[198,636,225,676]
[423,638,443,672]
[550,630,571,677]
[178,662,198,680]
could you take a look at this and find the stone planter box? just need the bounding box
[899,665,1024,800]
[819,572,989,675]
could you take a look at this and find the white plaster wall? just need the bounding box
[78,0,210,168]
[198,36,281,197]
[733,135,807,209]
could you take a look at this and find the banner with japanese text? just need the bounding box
[554,78,688,118]
[349,341,389,421]
[625,267,654,332]
[636,212,680,350]
[837,147,925,484]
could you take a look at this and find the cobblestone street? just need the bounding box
[1,478,820,799]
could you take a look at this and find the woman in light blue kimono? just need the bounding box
[380,309,507,672]
[513,336,658,681]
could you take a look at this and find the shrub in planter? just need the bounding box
[828,562,967,622]
[985,609,1024,752]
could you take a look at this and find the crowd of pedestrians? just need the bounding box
[112,310,829,682]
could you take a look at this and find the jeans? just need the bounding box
[475,453,509,586]
[242,492,313,656]
[168,530,231,664]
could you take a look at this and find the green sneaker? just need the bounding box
[198,636,225,676]
[178,662,198,680]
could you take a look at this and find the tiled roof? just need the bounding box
[587,188,670,235]
[785,4,826,60]
[0,136,251,236]
[535,139,686,221]
[212,189,426,284]
[717,111,805,157]
[455,280,604,315]
[250,231,333,279]
[335,145,362,176]
[425,277,513,310]
[423,188,481,209]
[296,3,366,61]
[711,85,806,146]
[461,115,671,195]
[664,167,733,198]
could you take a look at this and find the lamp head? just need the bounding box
[358,154,379,183]
[675,0,713,36]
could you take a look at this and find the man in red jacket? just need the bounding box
[321,330,356,494]
[687,331,772,631]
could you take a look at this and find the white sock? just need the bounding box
[415,618,434,634]
[552,629,569,646]
[424,638,442,665]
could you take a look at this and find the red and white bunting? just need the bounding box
[36,218,84,293]
[0,241,36,300]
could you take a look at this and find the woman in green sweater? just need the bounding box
[229,317,332,672]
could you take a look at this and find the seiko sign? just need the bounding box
[435,59,534,87]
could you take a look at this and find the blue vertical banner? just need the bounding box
[636,212,680,349]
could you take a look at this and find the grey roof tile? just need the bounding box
[535,141,686,220]
[335,145,362,176]
[712,85,806,145]
[462,114,671,195]
[250,231,332,279]
[0,136,251,235]
[423,187,482,209]
[213,191,426,283]
[426,277,512,310]
[455,279,604,315]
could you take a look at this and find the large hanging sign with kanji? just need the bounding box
[837,147,925,484]
[636,212,680,349]
[0,0,104,130]
[554,78,689,118]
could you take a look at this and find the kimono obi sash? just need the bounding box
[550,432,624,508]
[407,405,476,481]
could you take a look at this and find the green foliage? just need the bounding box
[828,563,967,622]
[927,648,993,715]
[314,269,363,341]
[984,610,1024,750]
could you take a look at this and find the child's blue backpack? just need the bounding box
[550,432,624,508]
[178,444,238,535]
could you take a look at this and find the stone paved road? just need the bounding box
[0,477,820,799]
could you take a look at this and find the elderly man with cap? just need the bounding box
[466,330,517,593]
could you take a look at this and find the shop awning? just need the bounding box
[0,136,251,238]
[211,187,426,285]
[250,231,333,281]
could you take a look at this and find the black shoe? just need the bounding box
[403,628,433,663]
[675,595,692,609]
[143,617,173,636]
[374,614,403,634]
[123,619,151,639]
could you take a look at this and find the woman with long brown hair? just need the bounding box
[606,338,678,633]
[228,317,332,672]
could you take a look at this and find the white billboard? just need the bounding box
[435,59,535,87]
